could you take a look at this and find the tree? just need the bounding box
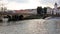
[37,7,43,15]
[43,7,47,14]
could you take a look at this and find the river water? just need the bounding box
[0,18,59,34]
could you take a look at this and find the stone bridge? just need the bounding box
[0,12,37,21]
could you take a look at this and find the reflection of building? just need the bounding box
[47,3,60,15]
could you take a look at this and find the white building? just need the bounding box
[47,3,60,15]
[47,7,52,14]
[53,3,58,15]
[29,9,37,15]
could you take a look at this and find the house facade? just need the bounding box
[47,3,60,15]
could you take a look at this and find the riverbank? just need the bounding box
[23,15,46,20]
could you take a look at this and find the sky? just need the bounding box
[1,0,60,10]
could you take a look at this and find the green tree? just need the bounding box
[43,7,47,14]
[37,7,43,15]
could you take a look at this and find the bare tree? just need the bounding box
[0,0,7,12]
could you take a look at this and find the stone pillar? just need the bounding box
[0,15,3,22]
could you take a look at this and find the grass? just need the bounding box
[24,15,43,20]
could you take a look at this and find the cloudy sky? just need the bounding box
[1,0,60,10]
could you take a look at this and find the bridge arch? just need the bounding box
[7,14,24,21]
[18,15,24,20]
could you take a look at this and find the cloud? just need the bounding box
[8,0,28,3]
[39,0,60,8]
[40,0,54,6]
[7,0,59,10]
[57,0,60,5]
[7,0,44,10]
[7,1,30,10]
[40,0,60,7]
[0,0,8,4]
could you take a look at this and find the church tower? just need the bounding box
[54,3,58,9]
[53,3,58,15]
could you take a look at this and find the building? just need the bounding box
[47,3,60,15]
[47,7,52,14]
[14,9,37,15]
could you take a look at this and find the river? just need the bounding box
[0,18,60,34]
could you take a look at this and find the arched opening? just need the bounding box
[8,15,24,21]
[19,15,24,20]
[7,15,12,21]
[13,15,24,20]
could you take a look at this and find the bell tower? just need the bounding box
[54,3,57,9]
[53,3,58,15]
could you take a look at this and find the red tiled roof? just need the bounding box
[14,10,30,13]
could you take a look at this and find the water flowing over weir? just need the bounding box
[0,19,59,34]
